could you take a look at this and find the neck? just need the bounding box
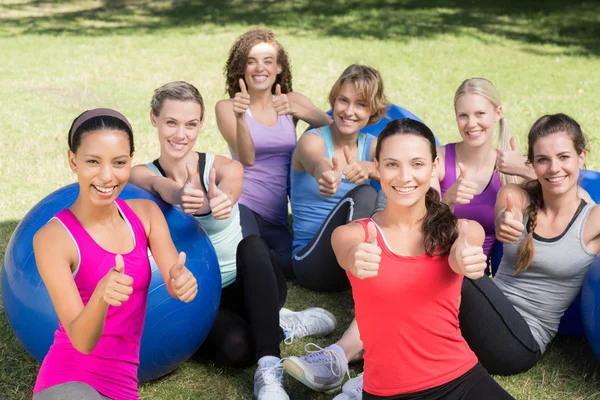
[456,139,495,170]
[70,196,119,225]
[329,123,360,149]
[541,186,580,215]
[158,150,198,182]
[376,198,427,230]
[249,89,273,109]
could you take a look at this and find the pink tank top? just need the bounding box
[33,199,151,400]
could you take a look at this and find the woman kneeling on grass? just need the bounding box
[33,109,198,400]
[129,81,335,400]
[459,113,600,375]
[331,118,514,400]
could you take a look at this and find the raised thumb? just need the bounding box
[343,145,354,164]
[332,156,340,172]
[458,162,467,180]
[457,220,470,246]
[366,221,378,245]
[185,163,194,186]
[275,84,282,96]
[208,167,218,198]
[510,136,517,151]
[506,193,515,216]
[239,78,248,95]
[114,254,125,274]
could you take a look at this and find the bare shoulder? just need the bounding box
[33,219,76,266]
[130,164,154,178]
[125,198,160,218]
[333,220,367,243]
[297,129,325,148]
[215,99,234,114]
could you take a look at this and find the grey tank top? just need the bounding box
[493,200,597,354]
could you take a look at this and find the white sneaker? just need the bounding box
[253,360,289,400]
[333,373,363,400]
[280,307,337,345]
[283,343,348,392]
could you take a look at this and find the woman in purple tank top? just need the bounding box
[216,28,331,278]
[33,109,198,400]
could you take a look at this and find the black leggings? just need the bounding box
[197,235,287,367]
[292,184,377,292]
[459,277,541,375]
[363,363,514,400]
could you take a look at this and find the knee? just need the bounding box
[216,329,254,368]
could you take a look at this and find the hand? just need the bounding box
[272,84,293,116]
[178,163,205,215]
[233,79,250,116]
[454,221,487,279]
[496,193,525,244]
[317,157,342,197]
[496,136,527,176]
[443,163,478,207]
[350,221,381,279]
[99,254,134,307]
[342,145,368,184]
[208,168,233,220]
[168,252,198,303]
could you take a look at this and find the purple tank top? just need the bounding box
[439,143,501,256]
[230,110,296,227]
[33,199,151,400]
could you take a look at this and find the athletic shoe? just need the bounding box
[333,373,363,400]
[280,307,337,345]
[283,343,348,392]
[253,360,289,400]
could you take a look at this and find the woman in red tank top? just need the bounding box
[330,119,515,400]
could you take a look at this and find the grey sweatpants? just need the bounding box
[33,382,112,400]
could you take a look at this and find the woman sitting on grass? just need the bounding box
[289,64,386,293]
[331,118,514,399]
[129,81,335,400]
[33,109,198,400]
[216,28,331,278]
[459,113,600,375]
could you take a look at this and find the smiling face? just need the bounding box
[332,82,372,136]
[455,92,502,147]
[69,129,132,205]
[377,133,438,209]
[244,42,282,92]
[151,99,203,159]
[532,131,585,197]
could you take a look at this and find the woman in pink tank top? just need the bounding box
[32,109,198,400]
[331,118,514,399]
[216,28,332,278]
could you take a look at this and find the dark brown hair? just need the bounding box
[224,28,292,98]
[375,118,458,256]
[516,113,588,274]
[68,109,134,155]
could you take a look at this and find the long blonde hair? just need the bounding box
[454,78,519,186]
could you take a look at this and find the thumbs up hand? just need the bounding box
[443,163,478,207]
[272,84,293,116]
[496,193,525,244]
[169,252,198,303]
[496,136,526,176]
[342,145,368,184]
[99,254,134,307]
[233,79,251,116]
[350,221,381,280]
[208,168,233,220]
[453,221,487,279]
[318,156,343,197]
[178,163,205,215]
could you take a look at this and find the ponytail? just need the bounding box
[423,188,458,256]
[514,181,543,274]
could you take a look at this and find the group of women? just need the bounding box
[30,27,600,400]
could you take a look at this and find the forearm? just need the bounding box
[66,290,109,354]
[152,178,182,206]
[292,103,331,128]
[234,115,256,166]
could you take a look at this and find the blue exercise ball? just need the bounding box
[582,256,600,361]
[490,169,600,336]
[1,183,221,382]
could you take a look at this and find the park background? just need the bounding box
[0,0,599,399]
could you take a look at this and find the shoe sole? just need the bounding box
[283,358,342,393]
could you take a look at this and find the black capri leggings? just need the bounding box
[459,277,541,375]
[292,184,377,292]
[197,235,287,367]
[363,363,514,400]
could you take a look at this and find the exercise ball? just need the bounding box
[1,183,221,382]
[582,256,600,361]
[490,169,600,336]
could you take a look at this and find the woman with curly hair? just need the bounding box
[216,28,331,278]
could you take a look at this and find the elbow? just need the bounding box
[239,156,255,166]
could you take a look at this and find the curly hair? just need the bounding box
[224,28,293,98]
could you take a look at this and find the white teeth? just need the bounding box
[467,130,483,136]
[169,141,185,150]
[94,186,115,193]
[548,176,566,183]
[254,76,267,82]
[393,186,417,193]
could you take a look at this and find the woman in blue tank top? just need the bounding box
[216,28,331,278]
[290,64,388,293]
[459,113,600,376]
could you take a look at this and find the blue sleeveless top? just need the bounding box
[290,125,376,256]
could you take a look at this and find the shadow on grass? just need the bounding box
[0,0,599,56]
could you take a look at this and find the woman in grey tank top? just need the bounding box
[459,113,600,376]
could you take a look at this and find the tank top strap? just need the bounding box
[202,153,215,190]
[354,218,372,240]
[320,125,334,158]
[360,133,374,162]
[114,198,148,249]
[443,143,457,183]
[146,161,163,177]
[53,209,95,251]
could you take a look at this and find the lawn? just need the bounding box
[1,1,599,399]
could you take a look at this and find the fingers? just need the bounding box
[114,254,124,274]
[171,268,199,303]
[457,162,467,180]
[275,84,282,96]
[497,219,525,243]
[353,242,381,279]
[366,221,378,245]
[318,170,340,197]
[210,194,233,219]
[239,78,248,95]
[343,164,367,184]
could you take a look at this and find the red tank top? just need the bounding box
[349,219,477,396]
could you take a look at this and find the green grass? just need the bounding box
[1,1,600,399]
